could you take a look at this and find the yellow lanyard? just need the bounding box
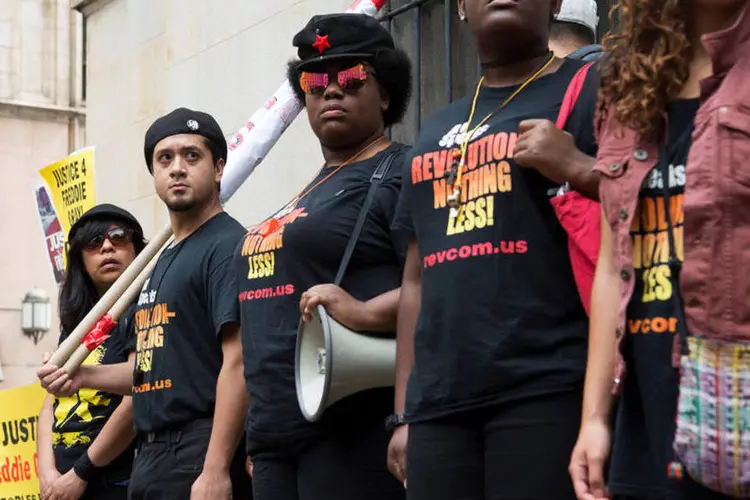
[448,53,556,218]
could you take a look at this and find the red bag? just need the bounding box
[550,62,600,315]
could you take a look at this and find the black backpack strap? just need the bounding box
[567,44,604,62]
[333,151,397,286]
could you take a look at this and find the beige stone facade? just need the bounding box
[75,0,349,240]
[0,0,85,389]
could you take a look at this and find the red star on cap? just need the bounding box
[312,34,331,54]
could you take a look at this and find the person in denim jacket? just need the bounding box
[569,1,750,499]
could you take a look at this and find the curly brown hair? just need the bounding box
[597,0,693,139]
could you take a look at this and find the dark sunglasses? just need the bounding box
[83,227,134,252]
[299,63,374,95]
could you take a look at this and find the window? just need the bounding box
[382,0,619,144]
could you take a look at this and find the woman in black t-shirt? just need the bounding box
[387,0,600,498]
[37,204,146,500]
[235,13,412,500]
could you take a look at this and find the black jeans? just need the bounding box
[249,415,404,500]
[615,475,739,500]
[406,390,582,500]
[128,420,251,499]
[80,476,128,499]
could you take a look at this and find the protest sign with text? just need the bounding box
[0,383,46,500]
[37,147,97,273]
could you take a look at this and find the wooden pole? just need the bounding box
[60,236,169,374]
[47,224,173,369]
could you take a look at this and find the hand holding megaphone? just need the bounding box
[295,285,397,423]
[299,284,367,331]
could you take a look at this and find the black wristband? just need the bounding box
[72,451,104,482]
[384,412,406,434]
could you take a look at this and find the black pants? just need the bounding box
[128,421,251,499]
[615,475,739,500]
[80,476,128,499]
[249,415,404,500]
[406,390,582,500]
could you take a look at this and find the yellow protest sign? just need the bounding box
[0,383,46,500]
[38,147,97,272]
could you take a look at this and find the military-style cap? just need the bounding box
[293,13,395,71]
[143,107,227,173]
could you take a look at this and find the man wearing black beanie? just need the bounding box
[40,107,252,499]
[127,107,251,499]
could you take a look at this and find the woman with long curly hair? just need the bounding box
[569,1,750,499]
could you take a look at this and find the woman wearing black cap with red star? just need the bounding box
[388,0,601,498]
[234,12,412,500]
[36,204,146,500]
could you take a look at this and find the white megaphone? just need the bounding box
[295,305,396,422]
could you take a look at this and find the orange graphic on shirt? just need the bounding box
[631,193,685,305]
[241,206,308,281]
[134,302,175,375]
[628,316,679,335]
[627,164,687,336]
[410,131,517,236]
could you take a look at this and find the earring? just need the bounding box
[459,13,467,22]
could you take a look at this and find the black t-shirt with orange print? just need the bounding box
[608,100,727,499]
[391,58,598,423]
[131,212,245,434]
[236,143,409,449]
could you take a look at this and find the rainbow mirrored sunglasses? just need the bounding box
[299,63,373,95]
